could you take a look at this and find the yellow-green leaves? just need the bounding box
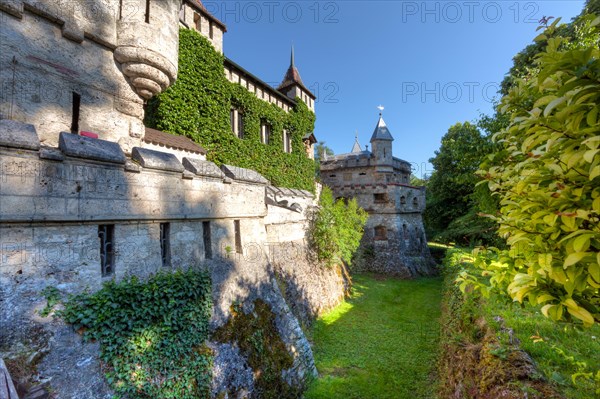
[476,17,600,327]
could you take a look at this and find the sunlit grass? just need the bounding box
[305,274,442,399]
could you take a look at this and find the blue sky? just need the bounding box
[205,0,585,178]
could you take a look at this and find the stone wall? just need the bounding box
[0,120,349,398]
[0,0,180,148]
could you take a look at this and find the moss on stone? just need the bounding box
[214,299,301,399]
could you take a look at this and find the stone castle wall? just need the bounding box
[0,0,180,149]
[0,121,344,398]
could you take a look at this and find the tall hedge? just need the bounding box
[146,28,316,192]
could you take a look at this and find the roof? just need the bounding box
[277,47,316,100]
[302,133,317,144]
[224,57,296,107]
[351,134,362,153]
[144,127,207,155]
[186,0,227,32]
[370,114,394,142]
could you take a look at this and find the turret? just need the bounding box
[277,47,316,112]
[370,113,394,168]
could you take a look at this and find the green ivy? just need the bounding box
[146,28,316,192]
[60,270,213,399]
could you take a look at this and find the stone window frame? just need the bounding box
[373,193,388,203]
[230,108,244,139]
[260,121,271,145]
[374,225,387,241]
[98,224,115,277]
[283,129,292,153]
[160,222,171,267]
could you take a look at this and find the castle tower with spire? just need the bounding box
[277,47,316,112]
[320,111,435,277]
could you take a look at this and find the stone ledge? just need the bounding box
[131,147,184,173]
[59,132,126,164]
[183,158,224,179]
[0,119,40,150]
[221,164,268,185]
[39,147,64,161]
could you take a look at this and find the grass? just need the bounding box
[486,298,600,398]
[445,248,600,399]
[305,274,443,399]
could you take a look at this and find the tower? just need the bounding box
[277,46,316,111]
[370,112,394,170]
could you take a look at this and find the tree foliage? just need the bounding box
[309,186,368,267]
[425,122,500,245]
[466,15,600,327]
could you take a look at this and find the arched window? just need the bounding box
[400,196,406,205]
[374,226,387,241]
[413,197,418,207]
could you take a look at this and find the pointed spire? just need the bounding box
[370,110,394,142]
[291,45,295,68]
[351,130,362,153]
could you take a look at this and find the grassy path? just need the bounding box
[305,274,443,399]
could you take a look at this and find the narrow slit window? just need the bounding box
[145,0,150,23]
[71,92,80,134]
[160,223,171,267]
[283,130,292,153]
[237,112,244,139]
[209,22,214,39]
[98,225,115,277]
[234,220,242,254]
[194,12,201,31]
[413,197,418,207]
[203,221,212,260]
[261,122,271,145]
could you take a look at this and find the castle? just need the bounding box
[320,113,434,277]
[0,1,333,397]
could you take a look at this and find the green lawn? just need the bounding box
[305,274,443,399]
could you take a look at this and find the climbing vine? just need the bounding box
[60,270,213,399]
[146,28,316,192]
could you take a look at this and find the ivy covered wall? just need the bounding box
[146,28,316,192]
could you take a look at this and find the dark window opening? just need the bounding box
[209,22,214,39]
[160,223,171,267]
[374,193,387,203]
[400,196,406,205]
[237,112,244,139]
[261,122,271,144]
[98,225,115,277]
[194,12,201,31]
[359,172,367,176]
[71,92,80,134]
[413,197,418,207]
[329,174,337,178]
[283,130,292,153]
[145,0,150,23]
[403,224,408,240]
[374,226,387,241]
[234,220,242,254]
[203,221,212,260]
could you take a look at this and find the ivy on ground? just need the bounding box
[146,28,316,192]
[60,270,213,399]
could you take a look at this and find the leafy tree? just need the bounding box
[309,186,368,266]
[425,122,498,245]
[468,15,600,327]
[314,141,334,178]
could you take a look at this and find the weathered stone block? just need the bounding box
[183,158,224,178]
[39,147,64,161]
[131,147,184,173]
[59,132,126,164]
[0,119,40,150]
[221,164,268,185]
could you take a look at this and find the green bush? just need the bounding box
[309,187,368,267]
[146,28,316,192]
[60,270,213,399]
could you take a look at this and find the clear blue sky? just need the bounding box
[205,0,585,178]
